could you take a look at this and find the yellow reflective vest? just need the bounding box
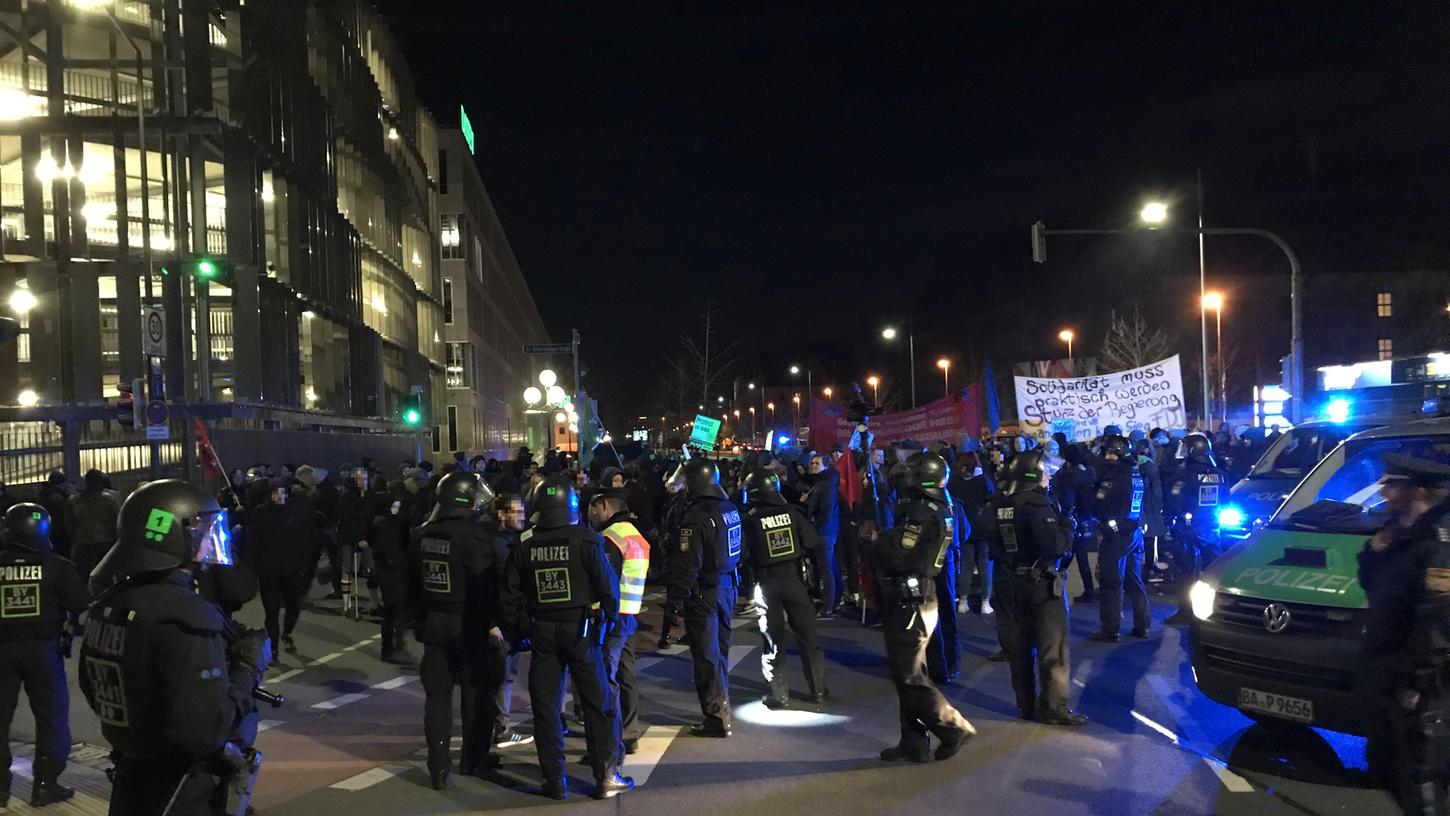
[602,520,650,616]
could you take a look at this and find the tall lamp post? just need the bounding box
[882,321,917,407]
[1203,291,1226,426]
[1031,211,1304,423]
[791,393,801,446]
[1058,329,1075,360]
[937,358,951,397]
[867,375,880,404]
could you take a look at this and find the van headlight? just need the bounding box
[1190,581,1217,621]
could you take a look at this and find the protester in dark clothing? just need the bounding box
[37,473,74,560]
[949,453,995,613]
[622,464,655,537]
[244,479,312,653]
[804,455,842,615]
[1052,444,1099,603]
[70,469,120,581]
[371,487,416,665]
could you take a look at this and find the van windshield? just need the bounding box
[1248,426,1354,480]
[1270,435,1450,534]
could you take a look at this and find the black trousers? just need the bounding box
[881,587,970,753]
[110,754,211,816]
[602,614,641,743]
[1073,531,1097,594]
[1098,526,1150,635]
[259,570,308,649]
[927,545,961,682]
[684,573,737,730]
[529,611,622,782]
[755,564,825,700]
[839,523,862,597]
[0,638,68,789]
[419,613,500,775]
[992,568,1071,716]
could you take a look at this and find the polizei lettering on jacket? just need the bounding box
[760,513,793,530]
[0,565,42,582]
[532,545,571,562]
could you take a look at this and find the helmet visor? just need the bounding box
[191,508,234,566]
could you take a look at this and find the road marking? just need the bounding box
[344,635,383,651]
[258,719,285,733]
[372,675,419,690]
[622,724,685,786]
[1204,757,1255,793]
[329,765,403,791]
[271,668,304,682]
[1072,677,1179,745]
[312,692,371,710]
[309,652,345,666]
[727,644,756,672]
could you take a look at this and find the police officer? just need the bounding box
[984,453,1087,726]
[655,464,688,649]
[1052,445,1098,603]
[406,470,502,788]
[740,468,827,708]
[587,486,650,753]
[79,480,268,814]
[1164,433,1229,625]
[867,452,975,763]
[0,504,88,806]
[501,477,632,800]
[1357,454,1450,814]
[665,458,743,738]
[1087,436,1151,642]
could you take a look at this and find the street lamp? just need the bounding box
[539,368,558,388]
[1058,329,1075,360]
[789,364,813,407]
[7,288,36,315]
[867,375,880,404]
[1140,200,1169,225]
[1203,291,1227,426]
[792,394,801,446]
[937,358,951,396]
[881,321,917,407]
[822,386,833,399]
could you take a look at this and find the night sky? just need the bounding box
[378,3,1450,430]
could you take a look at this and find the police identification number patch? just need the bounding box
[724,511,743,558]
[1198,484,1220,507]
[0,583,40,618]
[679,527,693,552]
[766,528,796,558]
[421,560,451,594]
[84,658,130,726]
[902,523,922,550]
[1427,568,1450,594]
[535,567,572,603]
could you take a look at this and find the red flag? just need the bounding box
[835,447,862,510]
[194,418,226,484]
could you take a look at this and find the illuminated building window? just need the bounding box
[1376,291,1392,317]
[1378,338,1393,360]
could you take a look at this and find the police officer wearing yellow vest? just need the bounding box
[983,451,1087,726]
[867,451,976,763]
[80,480,268,815]
[587,486,650,754]
[740,468,827,708]
[501,476,632,801]
[0,504,88,807]
[666,458,743,738]
[407,470,503,789]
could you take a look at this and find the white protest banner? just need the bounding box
[1014,355,1186,441]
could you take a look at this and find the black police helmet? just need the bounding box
[428,471,493,523]
[1002,450,1047,496]
[1101,435,1129,460]
[1,503,52,554]
[682,457,724,500]
[1183,432,1216,466]
[742,468,785,506]
[531,476,580,528]
[93,480,231,588]
[906,451,950,501]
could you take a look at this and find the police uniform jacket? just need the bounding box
[1167,460,1229,525]
[0,545,88,640]
[871,496,954,581]
[499,524,619,640]
[1091,460,1145,526]
[665,495,743,607]
[743,498,817,572]
[79,570,248,761]
[983,489,1071,569]
[407,515,500,634]
[1051,463,1097,521]
[1358,500,1450,699]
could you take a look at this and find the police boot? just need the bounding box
[934,721,977,761]
[1037,707,1088,727]
[593,772,635,799]
[427,742,451,790]
[30,780,75,807]
[541,779,569,800]
[879,743,931,763]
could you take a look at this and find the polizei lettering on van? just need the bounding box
[1231,567,1353,595]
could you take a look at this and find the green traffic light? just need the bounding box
[403,408,422,425]
[195,259,218,279]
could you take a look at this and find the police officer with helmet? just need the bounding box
[407,470,503,788]
[665,457,743,738]
[79,480,270,815]
[501,477,632,800]
[1164,433,1229,625]
[0,504,88,806]
[1357,454,1450,814]
[1087,435,1151,642]
[983,452,1086,726]
[866,451,976,763]
[740,468,827,708]
[587,485,650,753]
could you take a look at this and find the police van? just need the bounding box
[1187,410,1450,735]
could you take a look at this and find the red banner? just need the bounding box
[809,385,983,451]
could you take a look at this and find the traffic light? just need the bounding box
[400,393,424,427]
[190,256,234,286]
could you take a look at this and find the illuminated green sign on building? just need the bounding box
[460,105,475,154]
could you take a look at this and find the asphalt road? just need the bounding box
[5,565,1404,816]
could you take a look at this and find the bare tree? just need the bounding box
[1098,304,1172,372]
[652,301,746,423]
